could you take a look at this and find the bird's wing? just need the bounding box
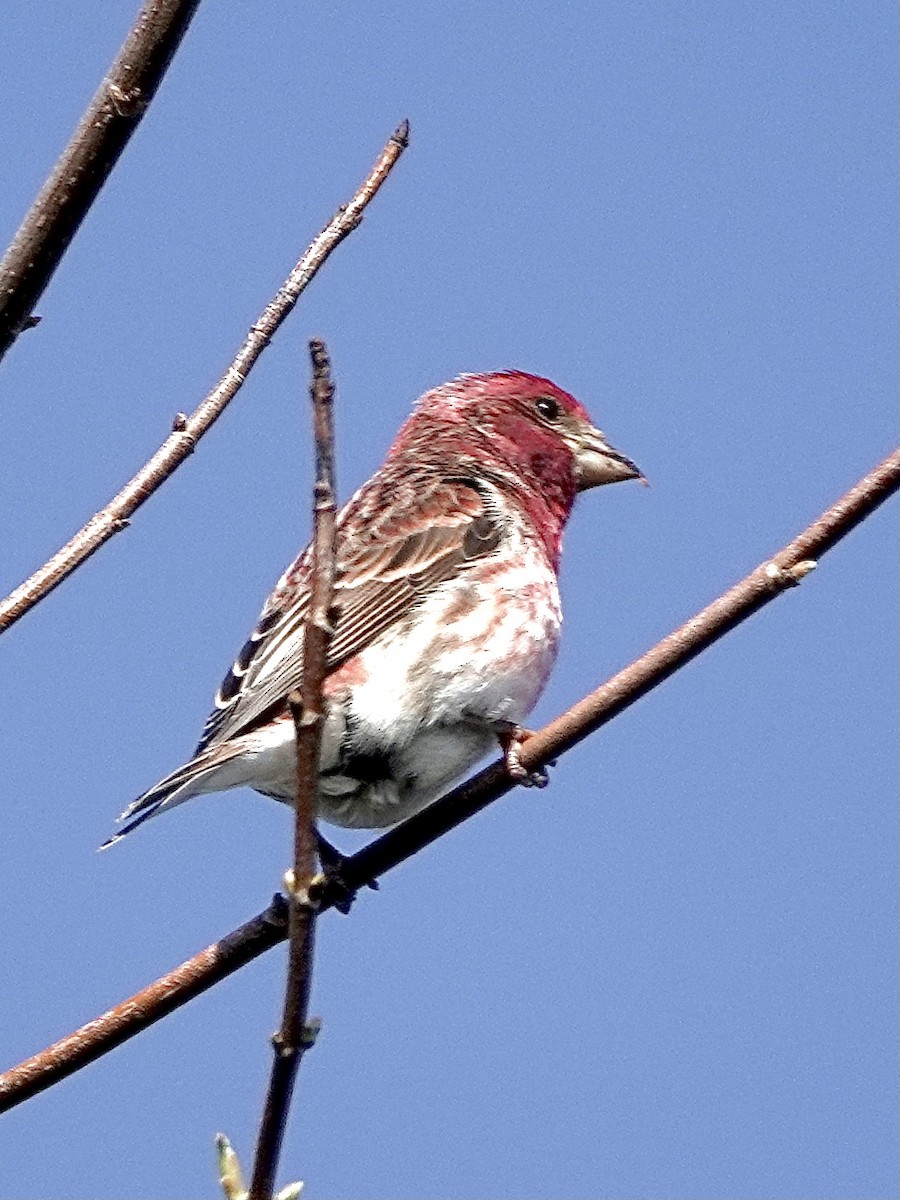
[195,475,506,753]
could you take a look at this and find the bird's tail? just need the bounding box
[99,742,245,849]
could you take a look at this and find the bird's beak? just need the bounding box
[572,426,645,491]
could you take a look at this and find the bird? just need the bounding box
[103,371,642,851]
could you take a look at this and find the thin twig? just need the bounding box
[0,445,896,1114]
[0,0,203,363]
[0,120,409,635]
[247,341,338,1200]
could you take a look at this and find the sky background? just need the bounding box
[0,2,897,1198]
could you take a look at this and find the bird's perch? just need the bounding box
[0,445,897,1114]
[245,341,338,1200]
[0,120,409,635]
[0,0,204,364]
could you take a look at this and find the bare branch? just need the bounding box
[0,444,896,1114]
[0,120,409,635]
[248,341,338,1200]
[0,897,288,1113]
[0,0,203,363]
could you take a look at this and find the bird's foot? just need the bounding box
[315,831,378,915]
[494,722,551,789]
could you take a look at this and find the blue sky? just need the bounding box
[0,2,896,1197]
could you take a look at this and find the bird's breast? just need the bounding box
[339,539,562,755]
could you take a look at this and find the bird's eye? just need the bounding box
[535,396,561,421]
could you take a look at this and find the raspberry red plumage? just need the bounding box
[104,371,641,846]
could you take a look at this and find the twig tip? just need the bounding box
[393,118,411,146]
[216,1132,247,1200]
[276,1184,305,1200]
[764,559,818,589]
[790,559,817,581]
[300,1018,322,1049]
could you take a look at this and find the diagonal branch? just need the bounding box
[0,120,409,635]
[247,340,338,1200]
[0,444,896,1115]
[0,896,289,1113]
[0,0,204,364]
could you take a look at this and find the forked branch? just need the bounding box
[0,444,897,1115]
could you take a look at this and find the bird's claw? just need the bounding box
[504,744,550,788]
[315,831,378,915]
[496,723,551,789]
[316,864,357,915]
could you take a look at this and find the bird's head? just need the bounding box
[408,370,643,498]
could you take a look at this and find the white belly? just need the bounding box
[325,542,561,827]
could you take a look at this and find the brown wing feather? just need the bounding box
[195,476,504,753]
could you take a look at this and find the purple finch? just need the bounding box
[104,371,641,848]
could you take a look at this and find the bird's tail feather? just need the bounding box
[99,743,245,850]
